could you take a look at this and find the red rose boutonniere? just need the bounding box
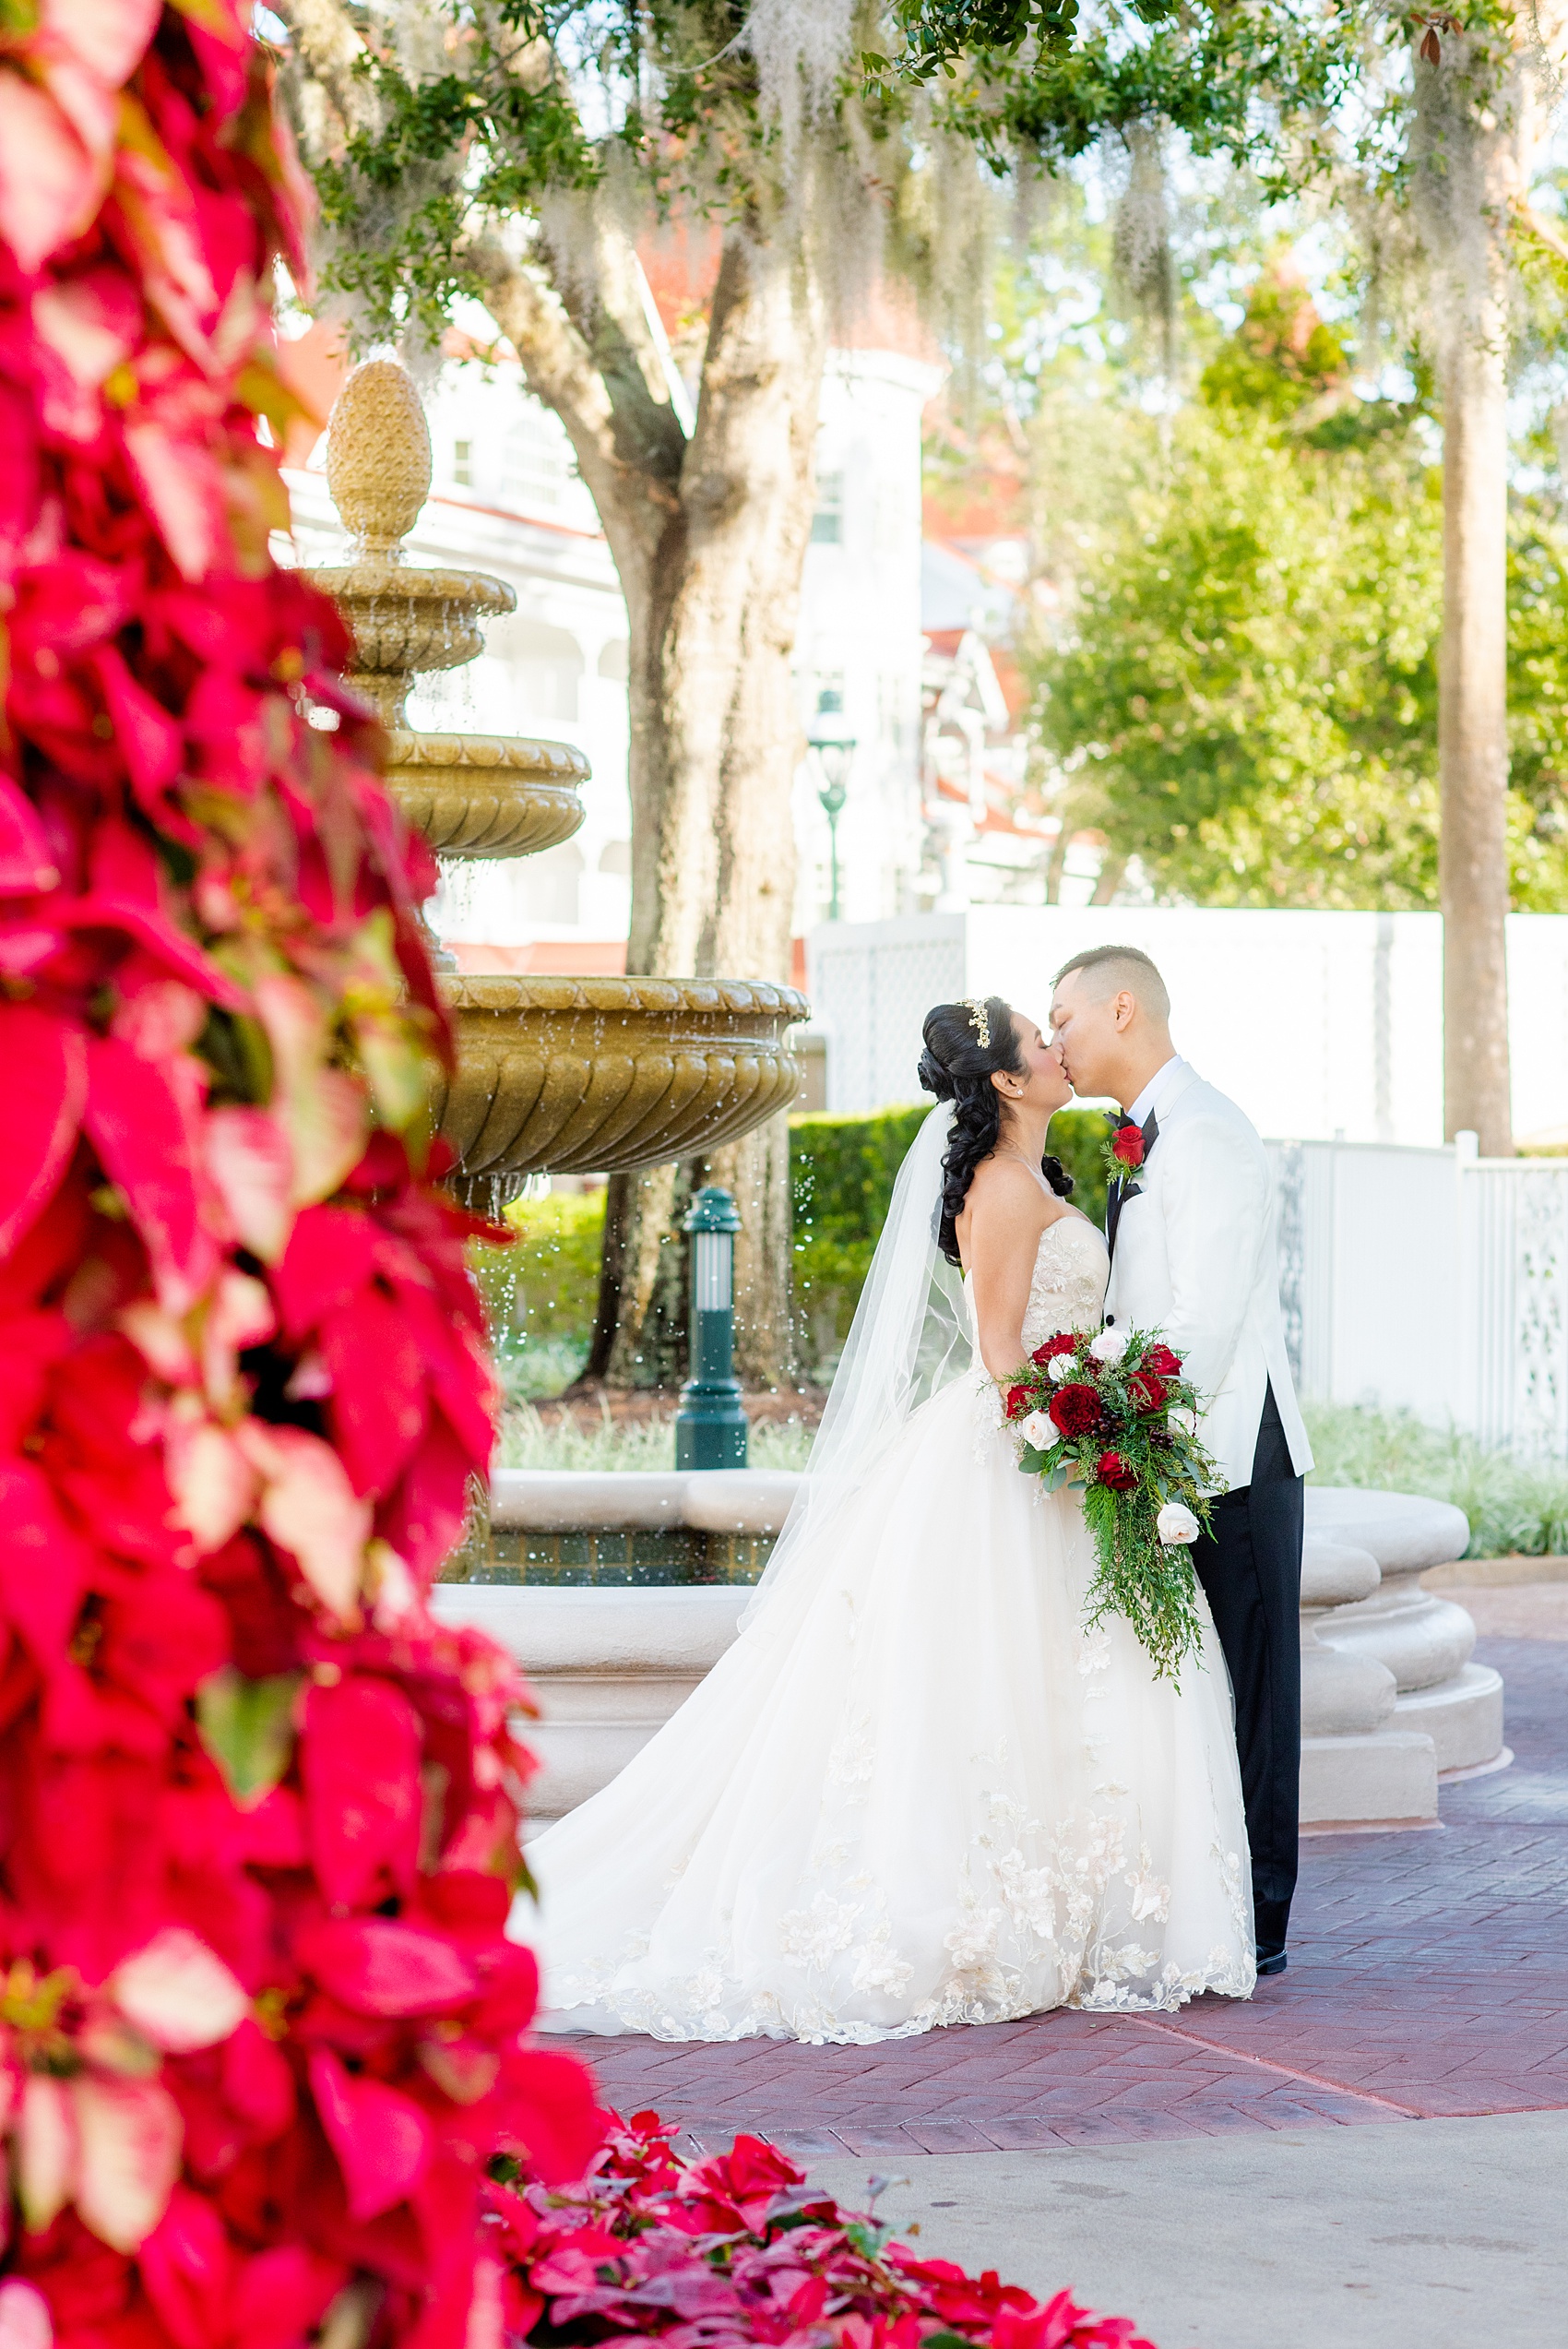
[1103,1120,1146,1186]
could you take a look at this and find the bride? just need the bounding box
[523,997,1255,2043]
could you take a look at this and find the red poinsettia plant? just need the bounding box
[481,2111,1157,2349]
[0,8,601,2349]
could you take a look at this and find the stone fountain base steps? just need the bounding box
[433,1482,1502,1832]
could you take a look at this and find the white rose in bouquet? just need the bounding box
[1020,1410,1059,1449]
[1169,1405,1197,1437]
[1088,1326,1130,1364]
[1047,1354,1075,1382]
[1157,1501,1201,1546]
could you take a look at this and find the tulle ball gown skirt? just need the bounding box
[521,1374,1256,2045]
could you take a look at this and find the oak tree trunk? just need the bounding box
[581,236,825,1386]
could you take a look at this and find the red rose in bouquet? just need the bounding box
[1096,1449,1138,1490]
[1129,1369,1169,1414]
[1031,1332,1080,1367]
[1111,1125,1146,1171]
[1142,1342,1182,1377]
[1006,1384,1033,1418]
[1050,1383,1105,1438]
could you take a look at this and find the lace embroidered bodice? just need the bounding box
[964,1214,1110,1361]
[1020,1215,1110,1350]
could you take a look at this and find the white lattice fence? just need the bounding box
[1270,1137,1568,1455]
[810,918,966,1114]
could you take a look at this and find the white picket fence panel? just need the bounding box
[1268,1136,1568,1455]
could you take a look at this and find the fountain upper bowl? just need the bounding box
[386,731,588,859]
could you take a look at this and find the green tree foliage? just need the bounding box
[1030,271,1568,908]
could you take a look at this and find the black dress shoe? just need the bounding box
[1255,1950,1289,1978]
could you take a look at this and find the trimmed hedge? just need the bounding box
[790,1103,1110,1372]
[472,1111,1114,1390]
[469,1189,607,1365]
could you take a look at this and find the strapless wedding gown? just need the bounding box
[523,1216,1255,2043]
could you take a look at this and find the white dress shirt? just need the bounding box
[1126,1055,1188,1129]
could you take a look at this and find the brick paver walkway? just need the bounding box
[559,1636,1568,2159]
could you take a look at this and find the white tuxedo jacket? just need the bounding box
[1102,1064,1313,1494]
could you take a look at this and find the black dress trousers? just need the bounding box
[1190,1380,1303,1962]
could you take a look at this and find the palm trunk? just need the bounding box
[583,236,826,1387]
[1437,310,1511,1151]
[1412,31,1526,1155]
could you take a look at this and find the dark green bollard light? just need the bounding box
[674,1186,748,1470]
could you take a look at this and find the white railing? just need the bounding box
[1269,1135,1568,1453]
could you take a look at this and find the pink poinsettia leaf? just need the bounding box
[274,1207,378,1338]
[496,2048,608,2187]
[235,1420,369,1619]
[229,2247,345,2349]
[0,1458,92,1664]
[41,0,163,89]
[0,73,102,273]
[31,268,141,390]
[205,1106,294,1261]
[84,1033,220,1316]
[61,895,249,1008]
[122,420,225,582]
[293,1917,480,2020]
[112,1927,249,2053]
[137,2184,234,2349]
[220,2019,296,2140]
[92,647,184,805]
[17,2075,76,2235]
[308,2050,433,2223]
[0,2282,53,2349]
[301,1675,423,1911]
[0,773,60,894]
[164,1409,255,1559]
[0,380,41,567]
[0,1002,87,1255]
[376,1407,477,1584]
[321,1286,430,1497]
[70,2073,183,2252]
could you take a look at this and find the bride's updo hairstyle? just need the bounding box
[919,997,1074,1266]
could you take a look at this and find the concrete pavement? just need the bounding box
[809,2109,1568,2349]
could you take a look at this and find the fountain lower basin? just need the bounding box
[434,976,807,1203]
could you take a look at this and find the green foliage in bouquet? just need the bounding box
[1004,1329,1215,1679]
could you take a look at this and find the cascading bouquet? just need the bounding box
[1004,1328,1217,1679]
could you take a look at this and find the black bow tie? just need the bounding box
[1104,1107,1158,1261]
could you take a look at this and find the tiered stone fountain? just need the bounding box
[307,360,806,1219]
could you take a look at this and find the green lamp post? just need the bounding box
[674,1186,748,1470]
[808,709,856,924]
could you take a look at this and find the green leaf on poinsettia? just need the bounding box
[196,1667,303,1807]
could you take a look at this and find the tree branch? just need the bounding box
[276,0,378,143]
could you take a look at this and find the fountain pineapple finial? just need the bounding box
[327,358,432,557]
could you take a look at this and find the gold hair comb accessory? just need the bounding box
[960,997,991,1050]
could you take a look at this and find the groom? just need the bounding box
[1049,945,1312,1976]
